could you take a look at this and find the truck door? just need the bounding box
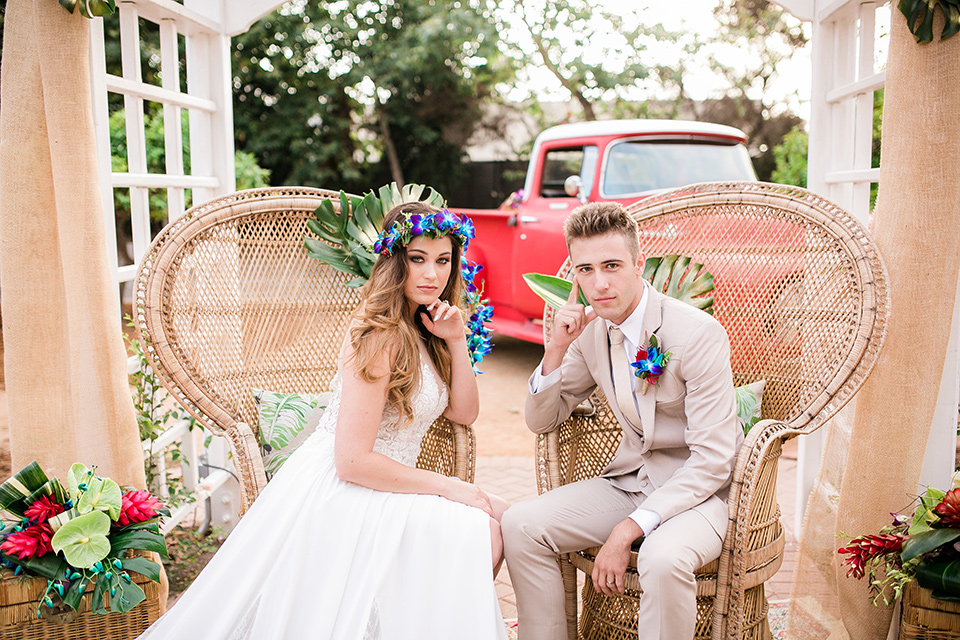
[512,144,598,320]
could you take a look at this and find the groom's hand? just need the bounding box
[592,518,643,596]
[543,277,597,374]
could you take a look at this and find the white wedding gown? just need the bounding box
[139,352,506,639]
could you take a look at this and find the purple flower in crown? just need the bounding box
[373,224,400,255]
[409,214,428,237]
[456,216,476,249]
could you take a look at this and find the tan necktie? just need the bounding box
[609,326,643,430]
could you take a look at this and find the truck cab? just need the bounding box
[461,119,757,343]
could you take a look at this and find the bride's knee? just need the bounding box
[490,518,503,559]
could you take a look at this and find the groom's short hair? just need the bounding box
[563,201,641,260]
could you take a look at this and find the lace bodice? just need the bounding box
[310,352,449,466]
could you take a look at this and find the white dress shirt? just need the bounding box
[530,282,662,536]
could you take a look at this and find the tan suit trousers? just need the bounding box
[501,477,722,640]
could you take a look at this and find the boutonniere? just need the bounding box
[631,334,672,395]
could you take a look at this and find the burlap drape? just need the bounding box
[789,8,960,639]
[0,1,145,488]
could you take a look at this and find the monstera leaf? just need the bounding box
[898,0,960,42]
[643,255,714,315]
[524,254,714,315]
[305,183,446,288]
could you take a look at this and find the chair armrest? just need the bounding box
[712,418,794,639]
[418,416,476,483]
[221,421,269,517]
[535,390,622,495]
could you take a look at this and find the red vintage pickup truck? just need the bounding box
[460,119,758,343]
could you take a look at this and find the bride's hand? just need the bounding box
[420,299,465,343]
[442,477,493,516]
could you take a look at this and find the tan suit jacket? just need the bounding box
[525,287,743,535]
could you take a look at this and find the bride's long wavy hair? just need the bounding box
[348,202,465,427]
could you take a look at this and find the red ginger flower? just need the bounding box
[838,534,905,579]
[118,490,162,526]
[0,523,54,560]
[24,495,65,524]
[935,488,960,528]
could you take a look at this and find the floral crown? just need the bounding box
[371,208,492,374]
[373,209,476,256]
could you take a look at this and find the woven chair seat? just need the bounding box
[135,187,476,516]
[537,182,889,640]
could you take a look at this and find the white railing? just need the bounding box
[130,354,241,535]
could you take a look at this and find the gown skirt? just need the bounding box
[138,424,507,639]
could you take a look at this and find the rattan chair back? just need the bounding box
[539,182,889,640]
[136,188,475,515]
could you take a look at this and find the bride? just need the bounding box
[139,202,508,639]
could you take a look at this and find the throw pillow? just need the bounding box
[254,389,330,479]
[735,380,765,435]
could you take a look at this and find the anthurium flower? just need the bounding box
[77,475,123,520]
[118,490,162,526]
[24,495,66,524]
[0,523,54,559]
[50,510,111,568]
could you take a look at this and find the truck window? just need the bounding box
[601,140,756,198]
[541,148,583,197]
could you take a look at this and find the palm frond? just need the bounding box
[304,182,447,287]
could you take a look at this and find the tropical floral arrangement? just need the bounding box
[304,182,494,373]
[632,334,672,394]
[838,481,960,605]
[0,461,168,616]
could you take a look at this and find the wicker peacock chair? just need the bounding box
[135,187,476,516]
[537,182,889,640]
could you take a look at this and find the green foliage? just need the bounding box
[59,0,116,19]
[305,183,445,287]
[642,255,715,315]
[497,0,694,120]
[898,0,960,42]
[232,1,510,195]
[125,318,197,509]
[735,386,761,433]
[770,125,808,188]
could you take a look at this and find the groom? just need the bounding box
[501,202,742,639]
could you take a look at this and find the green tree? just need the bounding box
[497,0,699,121]
[709,0,808,179]
[232,1,511,196]
[771,90,883,205]
[770,124,808,187]
[109,108,269,262]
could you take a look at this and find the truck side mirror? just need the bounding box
[563,175,582,198]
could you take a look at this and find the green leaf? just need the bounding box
[51,511,112,568]
[0,461,51,516]
[111,578,146,613]
[916,559,960,598]
[0,551,66,580]
[902,528,960,561]
[91,576,107,614]
[77,476,123,520]
[643,255,714,315]
[63,575,90,611]
[48,507,82,533]
[110,529,169,558]
[898,0,960,42]
[121,557,162,582]
[522,273,589,310]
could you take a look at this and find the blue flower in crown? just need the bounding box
[461,261,483,293]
